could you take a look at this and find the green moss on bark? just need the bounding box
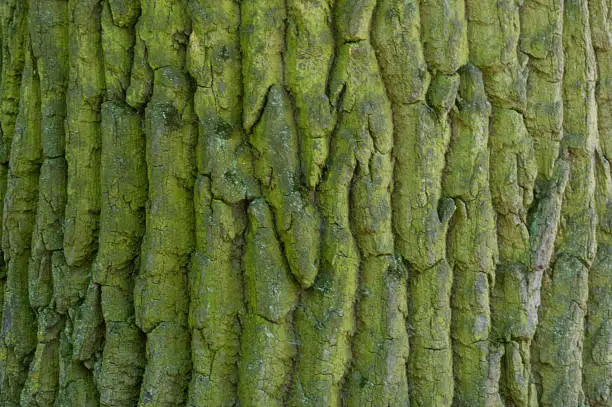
[583,2,612,404]
[445,65,500,406]
[20,1,69,404]
[95,95,147,406]
[238,199,298,406]
[532,1,598,405]
[134,66,195,406]
[250,86,320,288]
[186,1,254,404]
[0,1,610,405]
[285,0,335,189]
[240,0,284,133]
[189,179,246,407]
[131,6,195,404]
[0,44,41,407]
[64,0,104,268]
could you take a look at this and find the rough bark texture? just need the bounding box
[0,0,610,406]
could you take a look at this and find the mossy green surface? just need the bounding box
[135,65,195,406]
[25,114,71,407]
[95,96,146,406]
[1,43,41,407]
[532,1,599,406]
[583,2,612,405]
[285,0,335,189]
[0,1,610,406]
[445,66,499,407]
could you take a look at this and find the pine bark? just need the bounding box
[0,0,610,406]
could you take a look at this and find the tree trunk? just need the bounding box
[0,0,610,406]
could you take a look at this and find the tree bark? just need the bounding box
[0,0,610,406]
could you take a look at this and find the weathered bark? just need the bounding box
[0,0,610,406]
